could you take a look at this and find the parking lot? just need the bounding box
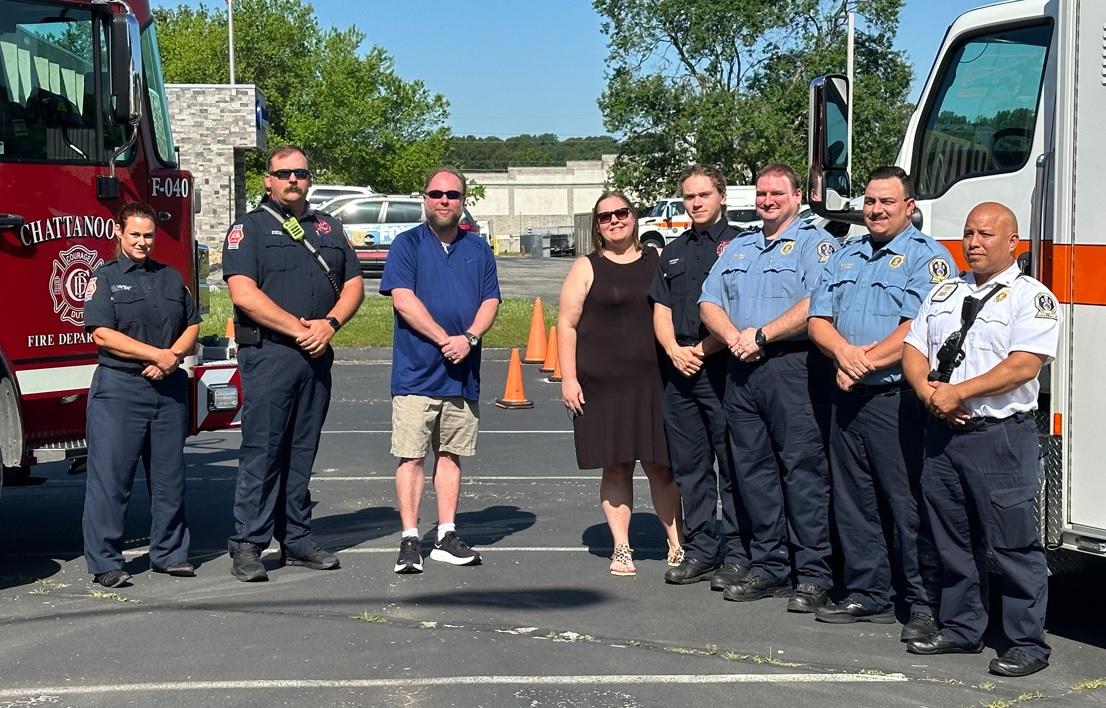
[1,351,1105,707]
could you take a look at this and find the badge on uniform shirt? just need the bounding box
[716,240,730,256]
[817,240,835,262]
[316,219,332,235]
[1035,292,1058,318]
[83,276,97,301]
[994,288,1010,303]
[929,258,951,283]
[780,241,795,256]
[889,254,905,269]
[931,282,958,302]
[226,224,244,250]
[282,216,305,241]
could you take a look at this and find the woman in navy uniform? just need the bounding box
[82,202,200,588]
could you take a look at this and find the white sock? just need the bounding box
[437,523,456,541]
[402,528,419,539]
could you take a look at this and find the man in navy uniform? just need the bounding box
[222,145,364,581]
[699,163,838,609]
[808,166,950,639]
[903,202,1058,677]
[651,164,749,588]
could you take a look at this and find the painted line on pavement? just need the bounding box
[0,672,908,698]
[0,546,641,560]
[200,429,573,435]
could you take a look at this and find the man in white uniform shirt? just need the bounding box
[901,202,1059,677]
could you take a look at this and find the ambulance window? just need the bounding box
[0,4,122,163]
[913,23,1051,198]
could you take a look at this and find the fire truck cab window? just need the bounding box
[141,23,176,166]
[0,4,126,163]
[913,23,1052,198]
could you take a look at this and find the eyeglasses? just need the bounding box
[269,168,311,180]
[596,207,631,224]
[425,189,463,200]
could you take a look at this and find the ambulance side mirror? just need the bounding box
[808,74,852,215]
[109,11,144,126]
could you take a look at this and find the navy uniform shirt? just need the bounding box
[699,219,837,338]
[83,254,201,372]
[221,197,362,328]
[649,218,737,345]
[809,224,954,385]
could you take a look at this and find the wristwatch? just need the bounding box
[326,316,341,332]
[463,331,480,348]
[754,328,768,350]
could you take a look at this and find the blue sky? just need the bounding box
[154,0,985,138]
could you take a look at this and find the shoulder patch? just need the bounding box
[316,219,332,235]
[1035,292,1058,319]
[931,282,958,302]
[929,258,950,283]
[889,254,905,269]
[83,276,97,301]
[716,240,730,256]
[816,240,836,262]
[226,224,245,250]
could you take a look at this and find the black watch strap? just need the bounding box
[464,331,480,347]
[326,316,341,332]
[754,328,767,349]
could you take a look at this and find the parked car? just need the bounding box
[329,195,481,276]
[306,184,375,209]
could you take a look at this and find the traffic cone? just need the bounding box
[548,348,563,383]
[540,326,558,373]
[522,298,547,363]
[225,317,237,357]
[495,348,534,409]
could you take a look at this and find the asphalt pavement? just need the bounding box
[1,356,1105,707]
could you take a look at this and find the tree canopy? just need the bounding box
[446,134,619,172]
[594,0,914,201]
[153,0,450,196]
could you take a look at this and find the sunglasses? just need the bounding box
[269,168,311,180]
[425,189,463,200]
[596,207,631,224]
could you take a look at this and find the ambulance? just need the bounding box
[807,0,1106,563]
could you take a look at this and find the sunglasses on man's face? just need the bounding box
[596,207,631,224]
[269,168,311,180]
[425,189,463,201]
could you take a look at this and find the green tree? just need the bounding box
[153,0,449,195]
[595,0,913,202]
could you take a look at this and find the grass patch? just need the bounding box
[200,289,555,350]
[86,590,139,603]
[1076,678,1106,691]
[355,612,384,623]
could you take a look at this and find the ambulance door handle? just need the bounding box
[0,213,24,228]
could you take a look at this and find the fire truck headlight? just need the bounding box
[207,384,239,412]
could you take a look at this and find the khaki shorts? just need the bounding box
[391,395,480,458]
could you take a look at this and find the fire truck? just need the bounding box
[0,0,241,486]
[808,0,1106,563]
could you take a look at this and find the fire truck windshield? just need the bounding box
[140,22,176,167]
[0,2,128,163]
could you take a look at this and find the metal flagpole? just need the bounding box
[846,11,854,180]
[228,0,236,85]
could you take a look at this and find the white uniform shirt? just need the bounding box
[904,261,1061,418]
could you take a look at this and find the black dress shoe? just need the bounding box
[231,542,268,582]
[787,583,829,613]
[899,612,938,642]
[153,561,196,577]
[664,557,718,585]
[815,599,895,624]
[93,569,131,588]
[709,562,750,592]
[906,631,983,655]
[281,545,340,570]
[722,574,790,602]
[989,648,1049,677]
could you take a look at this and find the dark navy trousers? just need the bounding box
[662,353,749,565]
[922,415,1050,660]
[723,350,832,586]
[229,340,332,555]
[829,387,937,614]
[83,366,190,574]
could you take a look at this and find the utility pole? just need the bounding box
[228,0,236,85]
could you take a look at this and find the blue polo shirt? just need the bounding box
[808,224,954,384]
[699,219,837,338]
[380,223,501,400]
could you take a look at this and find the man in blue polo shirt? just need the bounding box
[380,166,501,574]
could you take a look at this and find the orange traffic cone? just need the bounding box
[495,348,534,409]
[522,297,547,363]
[225,317,234,338]
[225,317,237,356]
[540,326,558,373]
[548,347,563,383]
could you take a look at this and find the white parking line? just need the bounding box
[0,546,637,560]
[0,672,908,698]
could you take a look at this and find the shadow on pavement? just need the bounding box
[0,557,62,591]
[380,587,609,611]
[429,505,537,546]
[581,512,667,560]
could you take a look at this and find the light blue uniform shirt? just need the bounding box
[699,219,838,339]
[808,225,954,385]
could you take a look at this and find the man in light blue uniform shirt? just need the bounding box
[808,166,952,640]
[700,164,838,610]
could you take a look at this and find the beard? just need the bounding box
[427,208,461,232]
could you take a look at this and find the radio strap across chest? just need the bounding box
[258,204,341,297]
[929,281,1006,382]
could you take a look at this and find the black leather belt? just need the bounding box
[763,340,813,357]
[848,381,909,397]
[100,363,144,376]
[259,329,298,347]
[953,410,1034,433]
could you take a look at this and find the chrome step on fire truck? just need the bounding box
[808,0,1106,565]
[0,0,241,487]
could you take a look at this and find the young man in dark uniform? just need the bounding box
[222,145,364,582]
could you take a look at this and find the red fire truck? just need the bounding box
[0,0,241,485]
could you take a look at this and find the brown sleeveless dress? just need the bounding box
[571,249,669,469]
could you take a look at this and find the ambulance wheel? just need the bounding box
[641,234,664,253]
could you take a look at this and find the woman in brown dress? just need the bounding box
[557,191,682,576]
